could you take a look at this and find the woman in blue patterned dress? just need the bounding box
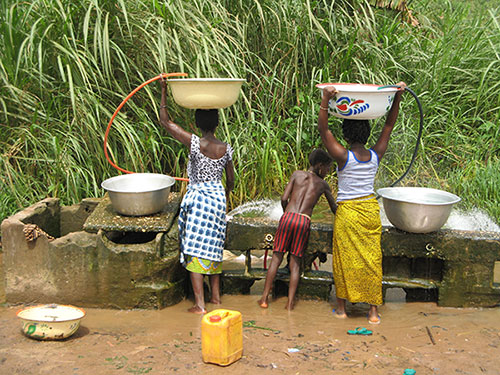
[159,79,235,314]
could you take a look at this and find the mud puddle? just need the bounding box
[1,294,499,374]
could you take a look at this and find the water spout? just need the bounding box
[227,199,283,221]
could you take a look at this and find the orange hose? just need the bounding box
[104,72,190,182]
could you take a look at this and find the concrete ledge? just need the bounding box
[226,217,500,307]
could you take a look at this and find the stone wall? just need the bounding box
[1,197,185,309]
[3,199,500,308]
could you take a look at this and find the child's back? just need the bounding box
[283,170,333,218]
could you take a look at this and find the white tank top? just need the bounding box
[337,149,379,202]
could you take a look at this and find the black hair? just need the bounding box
[342,119,371,145]
[308,149,333,166]
[195,109,219,132]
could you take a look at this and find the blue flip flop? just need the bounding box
[347,327,372,335]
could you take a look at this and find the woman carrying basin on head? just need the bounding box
[159,78,235,314]
[318,82,406,324]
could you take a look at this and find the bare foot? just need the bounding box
[368,314,381,324]
[368,306,380,324]
[187,305,207,314]
[258,298,268,308]
[333,310,348,319]
[210,299,221,305]
[285,301,295,311]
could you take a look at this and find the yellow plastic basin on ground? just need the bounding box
[201,309,243,366]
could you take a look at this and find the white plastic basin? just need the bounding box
[17,304,86,340]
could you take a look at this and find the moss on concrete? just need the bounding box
[84,193,181,234]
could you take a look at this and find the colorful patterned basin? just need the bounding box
[17,304,86,340]
[316,83,401,120]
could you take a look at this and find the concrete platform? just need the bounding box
[225,217,500,307]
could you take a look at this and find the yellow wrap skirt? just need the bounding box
[332,195,383,306]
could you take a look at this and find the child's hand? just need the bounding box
[322,86,338,100]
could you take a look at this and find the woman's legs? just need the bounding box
[368,304,380,324]
[334,297,348,318]
[188,271,207,314]
[209,274,221,304]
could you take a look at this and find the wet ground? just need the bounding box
[2,250,500,374]
[1,288,500,374]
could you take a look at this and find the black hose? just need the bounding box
[376,86,424,197]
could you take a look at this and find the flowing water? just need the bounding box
[443,208,500,232]
[227,199,284,221]
[228,199,500,232]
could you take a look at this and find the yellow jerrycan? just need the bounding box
[201,309,243,366]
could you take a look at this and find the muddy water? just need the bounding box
[1,290,499,374]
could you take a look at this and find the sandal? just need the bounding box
[347,327,372,335]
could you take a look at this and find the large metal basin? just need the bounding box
[377,187,461,233]
[101,173,175,216]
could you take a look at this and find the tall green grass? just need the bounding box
[1,0,499,223]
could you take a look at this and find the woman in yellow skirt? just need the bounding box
[318,83,406,324]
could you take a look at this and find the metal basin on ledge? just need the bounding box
[377,187,461,233]
[101,173,175,216]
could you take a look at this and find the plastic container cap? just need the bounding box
[209,315,222,322]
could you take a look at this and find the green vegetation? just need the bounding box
[1,0,499,223]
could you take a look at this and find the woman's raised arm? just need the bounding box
[159,79,192,147]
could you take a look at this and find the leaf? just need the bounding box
[26,324,37,335]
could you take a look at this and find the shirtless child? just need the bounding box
[258,149,337,310]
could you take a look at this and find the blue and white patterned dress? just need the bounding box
[178,134,233,274]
